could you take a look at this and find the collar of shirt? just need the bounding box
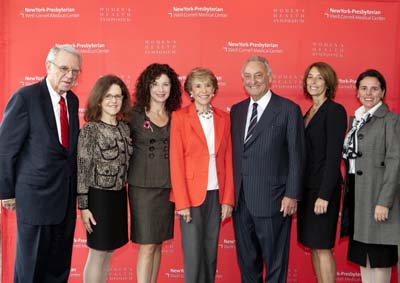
[46,77,68,102]
[247,89,272,121]
[354,101,382,120]
[45,77,69,144]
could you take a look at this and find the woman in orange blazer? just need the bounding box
[170,67,234,283]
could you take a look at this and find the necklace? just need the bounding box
[197,107,213,119]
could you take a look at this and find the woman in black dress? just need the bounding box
[128,63,182,283]
[78,75,132,283]
[297,62,347,283]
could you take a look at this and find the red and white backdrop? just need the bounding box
[1,0,400,282]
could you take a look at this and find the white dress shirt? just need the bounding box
[46,78,69,144]
[244,89,272,141]
[199,114,219,191]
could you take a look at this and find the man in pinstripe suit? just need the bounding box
[230,56,305,283]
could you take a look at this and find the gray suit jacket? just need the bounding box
[347,103,400,245]
[230,92,305,217]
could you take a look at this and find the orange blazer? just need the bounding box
[170,103,235,211]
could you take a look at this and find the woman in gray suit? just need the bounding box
[341,69,400,283]
[128,63,182,283]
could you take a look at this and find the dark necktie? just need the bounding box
[59,96,69,149]
[245,102,258,144]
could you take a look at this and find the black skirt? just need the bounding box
[346,174,398,267]
[86,187,128,251]
[129,185,174,244]
[297,185,341,249]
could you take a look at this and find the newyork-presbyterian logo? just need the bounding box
[222,41,283,54]
[61,42,110,54]
[336,270,361,281]
[73,237,87,249]
[165,268,185,279]
[338,78,357,90]
[19,75,44,87]
[324,7,386,21]
[168,6,228,18]
[219,238,235,249]
[69,267,81,279]
[20,7,80,19]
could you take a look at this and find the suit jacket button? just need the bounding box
[356,170,363,176]
[380,162,385,166]
[358,134,364,140]
[357,151,362,157]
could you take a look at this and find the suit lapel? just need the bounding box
[39,80,60,147]
[305,99,329,131]
[245,93,280,148]
[188,104,207,145]
[236,99,250,150]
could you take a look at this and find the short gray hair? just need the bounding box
[241,55,272,76]
[46,44,82,67]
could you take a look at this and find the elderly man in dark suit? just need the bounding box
[230,55,305,283]
[0,44,81,283]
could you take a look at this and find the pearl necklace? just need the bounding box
[197,108,213,119]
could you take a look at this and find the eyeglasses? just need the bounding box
[50,62,80,76]
[104,94,123,101]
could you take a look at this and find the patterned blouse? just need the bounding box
[77,121,133,209]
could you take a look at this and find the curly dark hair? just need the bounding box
[84,74,132,123]
[134,63,182,112]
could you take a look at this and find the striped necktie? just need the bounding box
[245,102,258,144]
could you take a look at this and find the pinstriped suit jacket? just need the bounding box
[230,92,306,217]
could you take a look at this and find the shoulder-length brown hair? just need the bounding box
[303,62,338,99]
[84,74,131,122]
[134,63,182,112]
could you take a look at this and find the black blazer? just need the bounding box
[0,79,79,225]
[303,99,347,201]
[230,92,306,217]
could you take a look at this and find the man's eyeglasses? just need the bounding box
[50,62,80,76]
